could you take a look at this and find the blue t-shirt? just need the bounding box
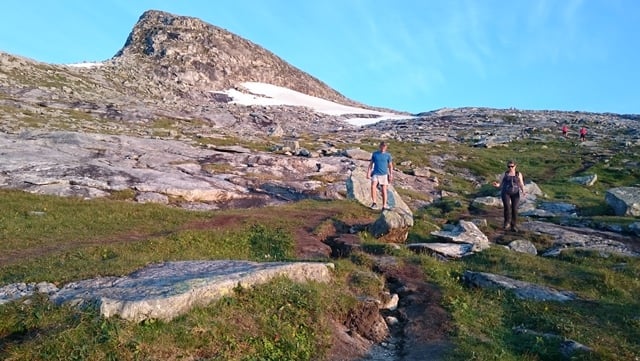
[370,151,392,176]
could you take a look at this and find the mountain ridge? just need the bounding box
[0,8,638,144]
[111,9,361,108]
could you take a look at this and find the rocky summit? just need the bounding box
[114,10,353,105]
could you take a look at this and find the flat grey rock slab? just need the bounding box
[50,260,333,322]
[521,221,639,257]
[463,271,576,302]
[430,220,490,251]
[407,242,474,258]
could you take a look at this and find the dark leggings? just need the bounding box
[501,192,520,227]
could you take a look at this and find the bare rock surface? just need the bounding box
[49,260,333,322]
[507,239,538,255]
[521,221,640,257]
[0,130,357,208]
[431,220,491,251]
[463,271,577,301]
[407,242,474,259]
[605,186,640,216]
[347,168,415,242]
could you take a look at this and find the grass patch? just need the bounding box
[1,135,640,360]
[411,246,640,360]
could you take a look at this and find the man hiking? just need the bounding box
[367,141,394,210]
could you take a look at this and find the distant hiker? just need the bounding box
[579,126,587,142]
[562,124,568,137]
[492,160,526,232]
[367,141,394,210]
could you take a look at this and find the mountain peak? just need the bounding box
[113,9,352,104]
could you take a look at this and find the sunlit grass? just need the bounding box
[1,135,640,360]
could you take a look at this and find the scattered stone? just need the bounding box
[569,174,598,186]
[385,316,400,327]
[381,293,399,311]
[471,196,503,208]
[507,239,538,255]
[473,135,511,148]
[513,325,592,357]
[411,167,431,178]
[0,282,58,305]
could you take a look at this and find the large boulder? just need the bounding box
[430,220,490,252]
[369,209,414,242]
[605,187,640,216]
[344,147,372,161]
[347,168,414,242]
[50,260,333,322]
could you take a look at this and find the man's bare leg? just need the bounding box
[381,184,388,208]
[370,180,378,207]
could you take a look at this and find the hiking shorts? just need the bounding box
[371,174,389,186]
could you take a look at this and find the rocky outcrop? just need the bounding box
[605,187,640,216]
[520,221,639,257]
[407,220,490,259]
[366,106,640,148]
[431,221,490,251]
[463,271,577,301]
[347,168,414,242]
[113,10,357,107]
[569,174,598,186]
[0,282,58,305]
[0,130,355,210]
[49,260,333,322]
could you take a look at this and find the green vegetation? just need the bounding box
[194,134,272,152]
[1,136,640,360]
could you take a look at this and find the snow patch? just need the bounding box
[66,62,104,68]
[216,82,412,126]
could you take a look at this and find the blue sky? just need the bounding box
[1,0,638,115]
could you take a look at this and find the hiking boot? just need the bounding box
[370,203,378,209]
[382,205,392,211]
[510,226,519,232]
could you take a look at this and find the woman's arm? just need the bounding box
[518,173,527,194]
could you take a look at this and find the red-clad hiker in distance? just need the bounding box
[562,124,568,137]
[579,126,587,142]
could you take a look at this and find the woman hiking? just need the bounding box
[492,160,526,231]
